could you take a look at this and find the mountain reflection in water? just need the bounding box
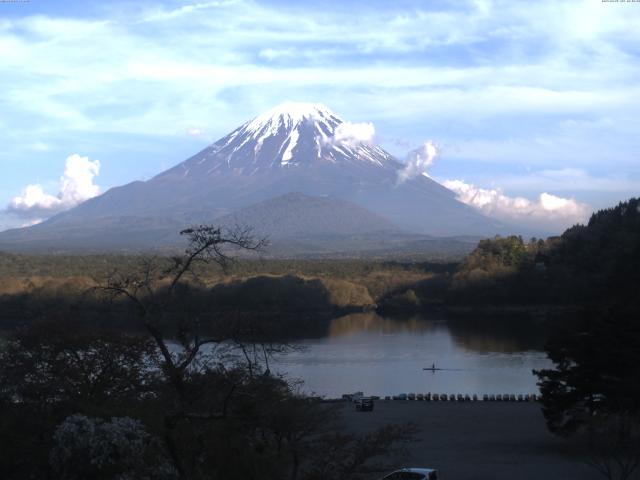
[273,312,550,398]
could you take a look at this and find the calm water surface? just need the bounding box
[272,313,551,398]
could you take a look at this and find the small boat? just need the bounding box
[422,365,444,371]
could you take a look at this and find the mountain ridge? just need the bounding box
[215,191,402,239]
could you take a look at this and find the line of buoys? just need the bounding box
[378,393,539,402]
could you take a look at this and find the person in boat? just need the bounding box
[431,363,435,370]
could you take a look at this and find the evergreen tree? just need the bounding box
[535,307,640,435]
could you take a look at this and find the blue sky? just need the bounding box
[1,0,639,232]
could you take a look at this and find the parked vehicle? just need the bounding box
[355,397,374,412]
[381,467,439,479]
[343,391,364,402]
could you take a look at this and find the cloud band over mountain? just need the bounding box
[395,139,591,231]
[443,179,591,231]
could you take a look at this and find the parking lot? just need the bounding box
[343,401,607,480]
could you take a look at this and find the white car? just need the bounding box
[381,467,439,480]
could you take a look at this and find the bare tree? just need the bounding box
[99,225,266,379]
[96,225,267,477]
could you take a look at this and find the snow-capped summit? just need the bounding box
[158,102,394,178]
[240,102,340,166]
[242,102,340,134]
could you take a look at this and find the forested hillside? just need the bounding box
[448,197,640,306]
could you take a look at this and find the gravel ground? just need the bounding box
[342,401,615,480]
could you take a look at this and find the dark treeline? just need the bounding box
[0,253,448,282]
[0,273,366,337]
[0,253,451,333]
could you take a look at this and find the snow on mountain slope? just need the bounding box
[156,102,394,179]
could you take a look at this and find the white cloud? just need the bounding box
[185,127,207,137]
[258,48,295,61]
[140,1,240,23]
[9,185,60,215]
[21,218,43,228]
[397,141,439,184]
[329,121,375,148]
[443,179,591,232]
[59,154,100,204]
[28,141,51,152]
[7,154,101,220]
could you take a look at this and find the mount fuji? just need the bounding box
[0,102,506,252]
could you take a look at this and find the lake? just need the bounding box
[272,312,551,398]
